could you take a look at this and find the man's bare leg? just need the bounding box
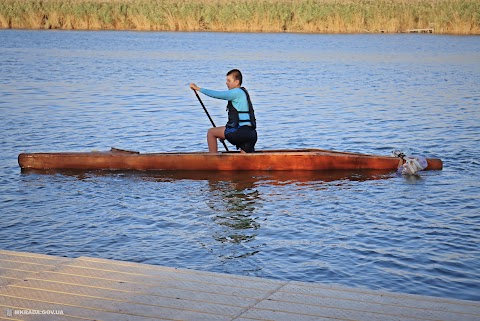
[207,126,226,153]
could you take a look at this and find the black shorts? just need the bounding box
[225,126,257,153]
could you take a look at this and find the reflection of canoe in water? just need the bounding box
[20,168,402,185]
[19,148,443,172]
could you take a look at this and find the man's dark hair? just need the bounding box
[227,69,242,85]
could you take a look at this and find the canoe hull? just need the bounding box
[18,149,443,172]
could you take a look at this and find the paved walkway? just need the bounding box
[0,249,478,321]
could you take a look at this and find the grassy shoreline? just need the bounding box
[1,0,479,34]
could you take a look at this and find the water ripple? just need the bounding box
[1,30,479,301]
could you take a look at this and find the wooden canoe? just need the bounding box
[18,148,443,172]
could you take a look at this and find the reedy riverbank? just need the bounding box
[0,0,479,34]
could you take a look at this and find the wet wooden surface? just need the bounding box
[0,249,477,321]
[18,149,443,171]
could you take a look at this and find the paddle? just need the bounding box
[192,89,229,152]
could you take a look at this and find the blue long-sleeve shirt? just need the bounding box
[200,87,252,127]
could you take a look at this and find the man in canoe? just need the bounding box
[190,69,257,153]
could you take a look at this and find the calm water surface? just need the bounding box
[1,30,479,301]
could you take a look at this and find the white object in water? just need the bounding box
[398,156,428,175]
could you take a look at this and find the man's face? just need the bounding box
[226,75,239,89]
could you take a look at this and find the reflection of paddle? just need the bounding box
[192,89,229,152]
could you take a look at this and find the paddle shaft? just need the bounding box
[193,89,229,152]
